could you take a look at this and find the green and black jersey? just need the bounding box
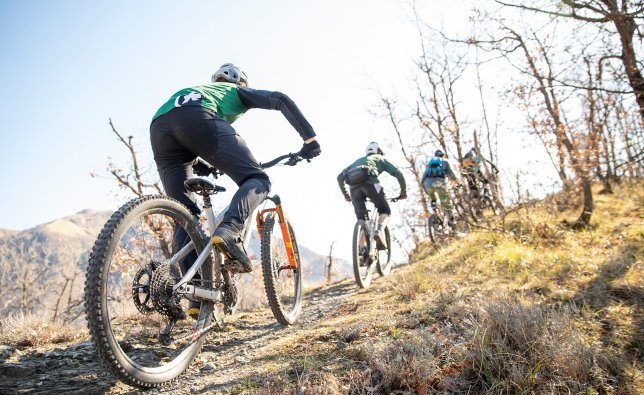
[337,154,406,197]
[152,82,316,140]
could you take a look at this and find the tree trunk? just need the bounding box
[602,0,644,121]
[573,176,594,228]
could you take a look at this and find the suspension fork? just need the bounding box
[256,195,298,269]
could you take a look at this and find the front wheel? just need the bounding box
[375,226,392,276]
[260,213,303,325]
[428,214,447,248]
[352,221,373,288]
[84,195,214,388]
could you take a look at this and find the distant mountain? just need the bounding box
[0,208,352,317]
[0,209,112,268]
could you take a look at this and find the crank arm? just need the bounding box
[176,284,223,302]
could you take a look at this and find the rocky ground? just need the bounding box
[0,280,358,394]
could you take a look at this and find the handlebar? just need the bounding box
[192,151,305,178]
[260,151,305,169]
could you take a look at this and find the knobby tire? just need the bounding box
[84,195,213,388]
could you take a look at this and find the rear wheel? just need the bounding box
[260,213,303,325]
[84,195,214,388]
[352,221,372,288]
[375,226,392,276]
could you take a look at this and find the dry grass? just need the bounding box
[0,312,86,347]
[242,181,643,393]
[467,299,617,393]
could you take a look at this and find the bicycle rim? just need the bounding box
[376,226,392,276]
[352,221,372,288]
[428,214,446,248]
[260,213,303,325]
[85,196,213,387]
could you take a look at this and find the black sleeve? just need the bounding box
[236,87,316,140]
[337,170,349,197]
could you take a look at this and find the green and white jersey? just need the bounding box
[151,82,316,140]
[152,82,247,124]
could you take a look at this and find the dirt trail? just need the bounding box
[0,280,359,394]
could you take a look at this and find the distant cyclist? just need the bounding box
[150,63,321,317]
[460,147,497,201]
[337,142,407,249]
[421,149,458,221]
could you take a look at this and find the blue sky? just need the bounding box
[0,0,554,259]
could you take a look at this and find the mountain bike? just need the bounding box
[466,177,500,220]
[352,199,396,289]
[84,152,305,388]
[427,198,469,249]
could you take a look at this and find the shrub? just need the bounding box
[467,299,617,393]
[0,312,86,347]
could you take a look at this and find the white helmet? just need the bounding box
[366,141,384,155]
[211,63,249,86]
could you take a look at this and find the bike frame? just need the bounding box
[172,161,299,294]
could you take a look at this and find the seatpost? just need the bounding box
[201,194,217,235]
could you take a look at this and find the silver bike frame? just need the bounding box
[172,203,256,292]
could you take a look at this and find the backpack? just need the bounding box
[426,158,445,178]
[344,165,371,186]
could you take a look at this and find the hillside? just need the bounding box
[0,181,641,394]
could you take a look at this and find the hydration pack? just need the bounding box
[427,158,445,178]
[344,165,371,186]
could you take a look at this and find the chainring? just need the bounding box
[131,261,159,315]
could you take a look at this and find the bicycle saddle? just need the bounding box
[184,178,226,195]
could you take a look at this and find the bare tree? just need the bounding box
[102,118,163,197]
[496,0,644,121]
[469,15,604,227]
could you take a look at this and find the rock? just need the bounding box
[234,356,249,363]
[0,345,14,359]
[0,363,35,377]
[200,362,216,372]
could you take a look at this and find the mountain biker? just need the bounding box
[337,142,406,249]
[150,63,321,316]
[461,147,498,202]
[421,149,458,222]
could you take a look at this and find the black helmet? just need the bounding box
[434,149,444,157]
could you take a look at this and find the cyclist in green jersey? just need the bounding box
[337,142,407,249]
[150,63,320,281]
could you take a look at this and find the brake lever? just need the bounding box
[285,154,304,166]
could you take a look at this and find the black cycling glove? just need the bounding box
[300,140,321,159]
